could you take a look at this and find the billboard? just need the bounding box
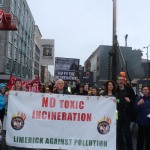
[40,39,54,65]
[55,57,80,81]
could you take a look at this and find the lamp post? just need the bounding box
[143,45,150,78]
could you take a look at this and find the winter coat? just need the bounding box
[135,95,150,126]
[116,85,136,122]
[0,94,5,110]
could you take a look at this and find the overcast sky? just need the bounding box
[26,0,150,74]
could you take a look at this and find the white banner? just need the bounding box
[6,91,116,150]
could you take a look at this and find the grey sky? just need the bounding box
[26,0,150,74]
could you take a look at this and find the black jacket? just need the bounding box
[116,85,136,121]
[53,90,71,95]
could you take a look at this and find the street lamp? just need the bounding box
[143,45,150,78]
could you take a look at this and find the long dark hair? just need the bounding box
[103,80,116,96]
[13,79,23,91]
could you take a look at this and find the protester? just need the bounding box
[103,80,116,96]
[116,75,136,150]
[75,84,88,95]
[88,86,92,95]
[45,87,51,93]
[13,79,24,91]
[90,86,98,96]
[84,84,89,94]
[53,79,71,94]
[135,85,150,150]
[41,81,52,93]
[99,85,105,96]
[8,79,26,150]
[0,84,6,127]
[71,79,80,94]
[52,85,57,92]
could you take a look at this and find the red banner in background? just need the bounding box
[7,75,42,92]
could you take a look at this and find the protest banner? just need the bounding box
[55,57,80,81]
[7,75,41,92]
[6,91,116,150]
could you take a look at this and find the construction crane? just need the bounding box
[0,9,18,30]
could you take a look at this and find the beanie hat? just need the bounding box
[0,83,6,90]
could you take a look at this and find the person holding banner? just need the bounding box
[12,79,24,91]
[75,84,88,95]
[0,84,6,130]
[7,79,26,150]
[53,79,71,94]
[90,86,98,96]
[45,87,51,93]
[52,85,57,92]
[116,75,136,150]
[103,80,116,97]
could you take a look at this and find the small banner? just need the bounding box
[0,10,4,23]
[7,75,41,92]
[55,57,80,81]
[6,91,116,150]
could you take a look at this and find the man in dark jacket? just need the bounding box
[53,79,71,94]
[116,75,136,150]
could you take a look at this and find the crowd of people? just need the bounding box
[0,75,150,150]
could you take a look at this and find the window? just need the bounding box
[26,47,29,57]
[18,0,21,8]
[8,43,12,58]
[6,59,11,73]
[20,54,22,63]
[16,7,20,17]
[12,61,17,74]
[11,0,16,14]
[21,65,24,77]
[24,57,28,66]
[13,48,17,60]
[35,45,40,55]
[22,2,25,15]
[35,53,39,62]
[22,55,24,65]
[18,53,20,63]
[34,61,39,69]
[20,14,24,24]
[0,0,3,5]
[14,33,18,47]
[8,31,12,43]
[18,64,21,76]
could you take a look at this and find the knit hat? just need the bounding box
[0,83,6,90]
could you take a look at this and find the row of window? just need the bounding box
[9,29,33,51]
[6,59,32,78]
[7,42,32,65]
[11,0,34,32]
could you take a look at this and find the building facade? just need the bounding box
[0,0,35,82]
[32,25,42,79]
[85,45,144,85]
[40,39,54,83]
[41,39,54,66]
[141,59,150,78]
